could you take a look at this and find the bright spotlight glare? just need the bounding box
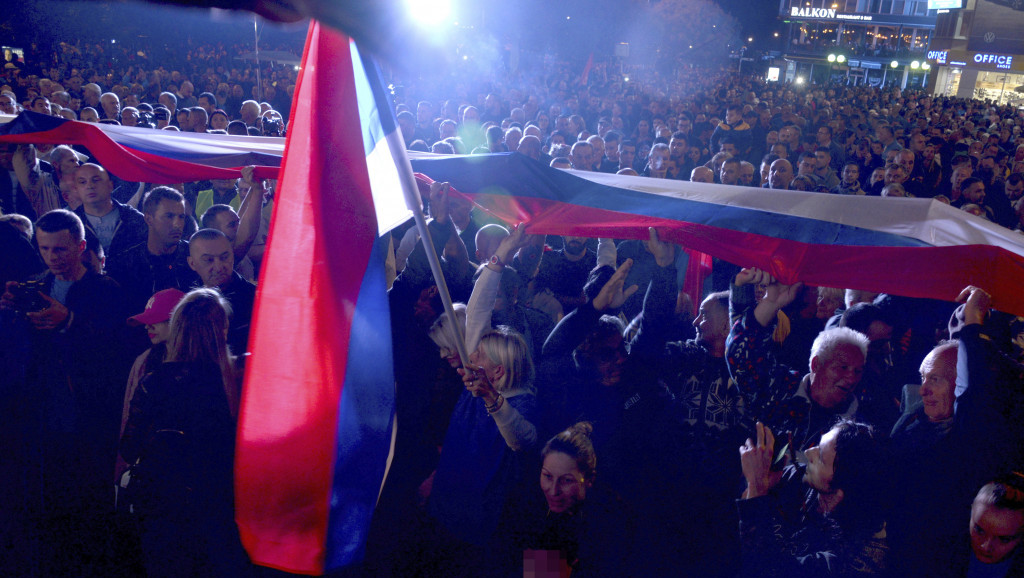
[837,55,846,63]
[408,0,451,27]
[795,76,805,84]
[462,55,468,61]
[623,76,630,82]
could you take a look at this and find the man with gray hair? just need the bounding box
[82,83,102,110]
[99,92,120,121]
[728,267,870,452]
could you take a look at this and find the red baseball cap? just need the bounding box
[128,288,186,326]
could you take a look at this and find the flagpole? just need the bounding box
[383,130,472,367]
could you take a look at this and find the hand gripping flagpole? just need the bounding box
[383,130,472,368]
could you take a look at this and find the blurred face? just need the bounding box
[803,427,838,493]
[75,165,113,206]
[619,145,635,166]
[720,161,740,185]
[146,199,187,246]
[540,451,589,514]
[691,167,714,183]
[809,343,865,409]
[146,320,171,345]
[815,151,831,170]
[971,502,1024,565]
[669,137,687,159]
[32,97,50,114]
[885,166,906,185]
[649,147,669,174]
[210,114,228,130]
[952,167,972,190]
[919,348,956,422]
[121,108,139,127]
[964,182,986,204]
[798,156,817,176]
[0,95,15,114]
[468,343,502,386]
[842,164,860,184]
[899,152,915,175]
[80,108,99,123]
[188,235,234,288]
[588,333,627,387]
[58,154,81,179]
[739,163,755,186]
[1006,179,1024,201]
[769,160,794,189]
[37,229,86,279]
[693,297,728,345]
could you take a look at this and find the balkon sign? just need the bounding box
[791,7,837,18]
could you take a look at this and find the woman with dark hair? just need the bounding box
[738,419,888,577]
[120,288,249,577]
[493,422,635,577]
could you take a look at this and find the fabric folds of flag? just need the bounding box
[410,152,1024,317]
[0,111,282,182]
[235,22,403,575]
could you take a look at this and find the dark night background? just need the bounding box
[0,0,783,65]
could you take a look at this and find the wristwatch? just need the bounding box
[488,255,505,268]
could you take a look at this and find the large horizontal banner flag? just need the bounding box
[409,152,1024,317]
[0,111,283,182]
[235,21,397,575]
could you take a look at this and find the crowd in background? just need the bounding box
[2,32,1024,578]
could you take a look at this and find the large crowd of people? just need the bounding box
[3,28,1024,578]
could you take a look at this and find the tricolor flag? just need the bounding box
[234,22,409,574]
[0,111,282,182]
[410,153,1024,317]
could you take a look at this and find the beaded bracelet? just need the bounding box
[485,394,505,414]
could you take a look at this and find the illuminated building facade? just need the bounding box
[777,0,938,87]
[925,0,1024,105]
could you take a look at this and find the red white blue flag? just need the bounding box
[234,22,405,574]
[410,153,1024,317]
[0,111,283,182]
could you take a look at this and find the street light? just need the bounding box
[890,60,899,68]
[828,54,837,62]
[911,61,920,69]
[837,55,846,63]
[922,62,931,70]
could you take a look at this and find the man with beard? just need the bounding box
[105,187,199,314]
[534,235,597,315]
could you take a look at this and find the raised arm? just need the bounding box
[727,268,803,420]
[629,228,679,357]
[541,259,637,359]
[233,166,264,262]
[465,224,529,353]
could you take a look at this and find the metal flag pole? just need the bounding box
[382,130,472,368]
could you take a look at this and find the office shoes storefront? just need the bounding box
[928,49,1024,105]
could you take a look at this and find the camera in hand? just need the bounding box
[136,111,156,129]
[9,279,47,314]
[263,118,282,136]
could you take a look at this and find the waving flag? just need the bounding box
[410,152,1024,317]
[235,22,405,574]
[0,111,283,182]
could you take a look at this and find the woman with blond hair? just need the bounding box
[120,288,249,576]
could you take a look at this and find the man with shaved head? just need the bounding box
[72,163,147,260]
